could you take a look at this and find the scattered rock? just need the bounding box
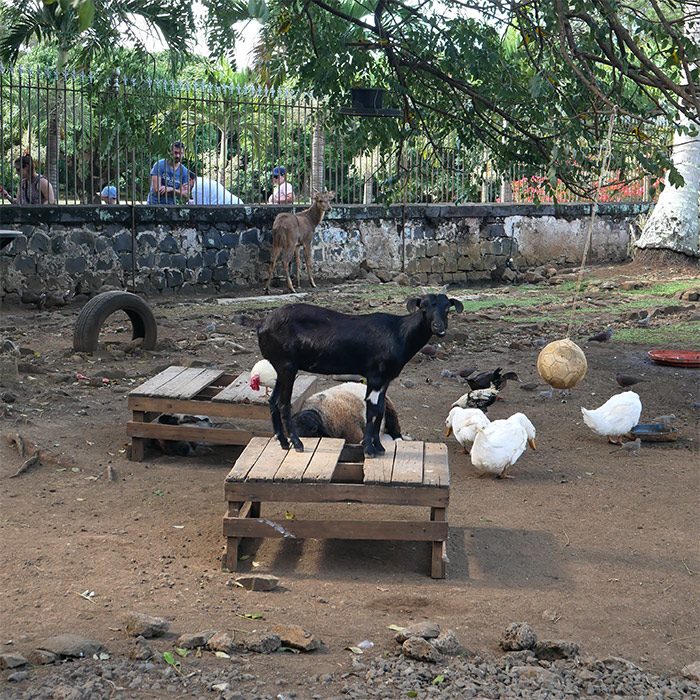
[677,288,699,302]
[512,665,558,685]
[26,649,57,665]
[430,629,461,655]
[0,652,28,669]
[124,612,170,638]
[36,633,104,658]
[393,272,411,286]
[206,632,236,655]
[271,624,321,652]
[534,639,580,660]
[619,280,644,290]
[402,636,442,663]
[243,630,280,654]
[682,661,700,681]
[128,635,154,661]
[394,621,441,643]
[541,609,561,623]
[176,631,215,649]
[375,269,393,283]
[6,671,29,682]
[234,574,279,591]
[500,622,537,651]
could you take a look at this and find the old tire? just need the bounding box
[73,291,157,352]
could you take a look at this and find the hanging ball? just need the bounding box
[537,338,587,389]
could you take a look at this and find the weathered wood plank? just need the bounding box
[422,442,449,488]
[302,438,345,482]
[290,375,319,413]
[212,372,263,404]
[129,366,187,397]
[363,441,396,484]
[246,439,290,481]
[127,396,271,420]
[226,437,271,482]
[224,481,449,507]
[171,368,225,399]
[391,441,425,486]
[126,421,270,446]
[223,517,448,541]
[274,438,320,482]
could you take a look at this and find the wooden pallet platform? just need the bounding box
[127,365,317,460]
[223,437,450,578]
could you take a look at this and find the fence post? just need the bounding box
[500,178,513,202]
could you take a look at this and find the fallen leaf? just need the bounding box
[214,651,230,658]
[346,646,363,654]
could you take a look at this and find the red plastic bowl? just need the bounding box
[648,350,700,367]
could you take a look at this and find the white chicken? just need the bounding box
[445,406,490,453]
[470,412,536,479]
[581,391,642,444]
[249,359,277,396]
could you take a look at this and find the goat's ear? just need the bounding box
[406,297,422,312]
[449,298,464,314]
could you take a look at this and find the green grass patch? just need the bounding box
[614,321,700,348]
[621,280,699,297]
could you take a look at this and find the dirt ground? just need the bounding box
[1,263,699,689]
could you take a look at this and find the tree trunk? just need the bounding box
[311,123,325,194]
[636,18,700,258]
[46,50,68,200]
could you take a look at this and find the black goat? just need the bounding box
[257,293,463,457]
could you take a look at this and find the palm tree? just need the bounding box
[0,0,197,196]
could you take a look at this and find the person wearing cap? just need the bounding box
[147,141,190,204]
[98,185,118,204]
[268,166,294,204]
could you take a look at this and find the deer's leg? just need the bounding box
[301,242,316,288]
[266,246,282,295]
[294,245,302,289]
[281,249,297,294]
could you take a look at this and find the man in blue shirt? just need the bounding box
[147,141,190,204]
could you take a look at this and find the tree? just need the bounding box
[0,0,197,194]
[258,0,698,259]
[637,15,700,260]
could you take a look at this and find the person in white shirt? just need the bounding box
[188,172,242,205]
[268,165,294,204]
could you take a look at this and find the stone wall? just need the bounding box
[0,202,650,298]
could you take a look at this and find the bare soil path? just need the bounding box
[1,263,698,696]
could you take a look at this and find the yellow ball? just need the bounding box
[537,338,587,389]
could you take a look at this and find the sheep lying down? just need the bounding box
[292,382,402,444]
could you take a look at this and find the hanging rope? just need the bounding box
[566,107,618,339]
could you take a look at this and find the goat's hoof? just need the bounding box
[291,438,304,452]
[364,447,377,459]
[373,441,386,454]
[275,435,290,450]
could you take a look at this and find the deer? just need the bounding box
[265,189,336,294]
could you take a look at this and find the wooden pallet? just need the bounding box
[223,437,450,578]
[126,366,317,460]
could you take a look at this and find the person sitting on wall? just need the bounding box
[0,154,55,204]
[97,185,118,204]
[268,165,294,204]
[188,171,242,205]
[147,141,190,204]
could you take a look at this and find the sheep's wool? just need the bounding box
[537,338,587,389]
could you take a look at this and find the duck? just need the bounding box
[467,368,521,391]
[451,368,505,413]
[470,412,537,479]
[249,359,277,396]
[445,407,490,453]
[581,391,642,444]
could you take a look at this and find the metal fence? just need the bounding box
[0,67,670,207]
